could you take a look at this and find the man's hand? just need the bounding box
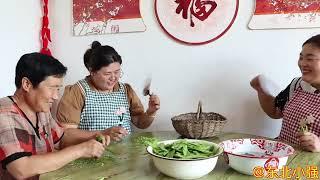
[101,126,128,141]
[95,134,110,146]
[297,132,320,152]
[78,139,106,158]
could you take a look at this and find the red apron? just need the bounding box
[279,87,320,145]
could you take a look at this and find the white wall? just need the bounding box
[0,1,42,97]
[2,1,319,138]
[50,0,320,138]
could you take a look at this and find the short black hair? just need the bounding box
[15,53,67,88]
[84,41,122,72]
[303,34,320,48]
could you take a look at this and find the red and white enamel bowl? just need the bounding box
[219,138,294,175]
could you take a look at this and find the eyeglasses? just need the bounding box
[104,69,123,79]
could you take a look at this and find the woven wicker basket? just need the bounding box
[171,101,227,139]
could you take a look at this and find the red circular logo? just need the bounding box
[155,0,239,45]
[264,157,279,170]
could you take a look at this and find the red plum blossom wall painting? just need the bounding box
[155,0,239,45]
[73,0,146,36]
[249,0,320,29]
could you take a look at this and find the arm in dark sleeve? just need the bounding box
[274,84,290,112]
[274,78,300,112]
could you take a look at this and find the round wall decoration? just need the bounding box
[155,0,239,45]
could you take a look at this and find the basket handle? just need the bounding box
[196,101,202,120]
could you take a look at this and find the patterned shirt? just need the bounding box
[0,97,64,180]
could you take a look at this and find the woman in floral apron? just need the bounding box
[56,41,160,141]
[251,34,320,152]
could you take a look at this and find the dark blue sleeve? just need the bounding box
[274,78,300,112]
[274,84,290,112]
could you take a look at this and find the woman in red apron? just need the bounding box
[251,34,320,152]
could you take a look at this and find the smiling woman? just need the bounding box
[56,41,161,142]
[250,34,320,152]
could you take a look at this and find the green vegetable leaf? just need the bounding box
[95,135,104,143]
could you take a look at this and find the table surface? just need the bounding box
[40,131,320,180]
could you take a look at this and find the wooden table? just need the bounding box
[40,131,320,180]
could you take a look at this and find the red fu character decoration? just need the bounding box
[40,0,52,56]
[175,0,217,27]
[155,0,239,45]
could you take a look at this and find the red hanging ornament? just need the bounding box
[40,0,52,56]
